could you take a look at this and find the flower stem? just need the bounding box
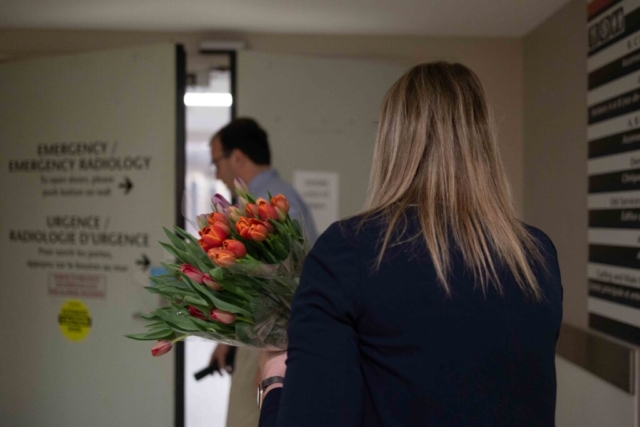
[236,316,254,325]
[171,334,188,344]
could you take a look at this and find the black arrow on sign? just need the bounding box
[118,177,134,194]
[136,254,150,270]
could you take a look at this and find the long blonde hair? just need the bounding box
[362,62,544,299]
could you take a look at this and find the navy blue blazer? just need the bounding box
[259,214,563,427]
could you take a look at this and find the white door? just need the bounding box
[0,44,183,427]
[183,51,406,427]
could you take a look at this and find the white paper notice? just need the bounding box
[293,171,339,234]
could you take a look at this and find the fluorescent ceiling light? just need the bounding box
[184,93,233,107]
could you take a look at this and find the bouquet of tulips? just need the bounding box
[127,179,307,357]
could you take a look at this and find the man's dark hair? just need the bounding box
[214,118,271,165]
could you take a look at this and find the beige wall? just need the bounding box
[523,0,587,328]
[0,28,525,213]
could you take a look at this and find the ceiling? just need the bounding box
[0,0,575,37]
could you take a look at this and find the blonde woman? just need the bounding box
[257,62,562,427]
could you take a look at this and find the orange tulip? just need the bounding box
[248,220,269,242]
[207,212,228,226]
[208,248,237,267]
[210,309,236,325]
[245,203,259,218]
[235,217,251,239]
[270,194,290,213]
[222,239,247,258]
[198,225,228,251]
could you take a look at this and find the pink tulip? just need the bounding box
[151,340,172,357]
[274,206,287,222]
[234,178,249,194]
[196,214,210,230]
[203,274,223,291]
[179,264,204,284]
[188,305,207,320]
[226,206,242,223]
[210,309,236,325]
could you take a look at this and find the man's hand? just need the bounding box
[209,343,233,374]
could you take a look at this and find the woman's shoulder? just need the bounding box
[313,215,381,249]
[522,223,558,257]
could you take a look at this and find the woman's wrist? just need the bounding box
[263,382,283,397]
[258,376,285,408]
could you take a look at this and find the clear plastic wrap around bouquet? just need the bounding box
[126,179,307,357]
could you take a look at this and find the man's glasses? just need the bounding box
[209,152,230,173]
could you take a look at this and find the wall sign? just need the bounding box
[588,0,640,344]
[293,170,339,234]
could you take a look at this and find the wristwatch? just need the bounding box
[257,376,285,409]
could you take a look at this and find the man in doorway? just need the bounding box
[209,117,318,427]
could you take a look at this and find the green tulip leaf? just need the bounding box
[126,328,174,341]
[163,227,187,251]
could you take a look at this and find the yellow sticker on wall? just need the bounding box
[58,299,92,342]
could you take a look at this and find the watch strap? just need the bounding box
[260,375,285,391]
[258,376,285,409]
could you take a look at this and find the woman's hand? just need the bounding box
[259,349,287,380]
[259,349,288,400]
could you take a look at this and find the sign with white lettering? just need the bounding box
[0,44,183,426]
[588,0,640,344]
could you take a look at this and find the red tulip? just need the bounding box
[222,239,247,258]
[151,340,172,357]
[245,203,260,218]
[188,305,207,320]
[202,274,223,291]
[258,203,278,221]
[214,221,231,235]
[208,248,237,268]
[179,264,204,284]
[210,309,236,325]
[271,194,290,213]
